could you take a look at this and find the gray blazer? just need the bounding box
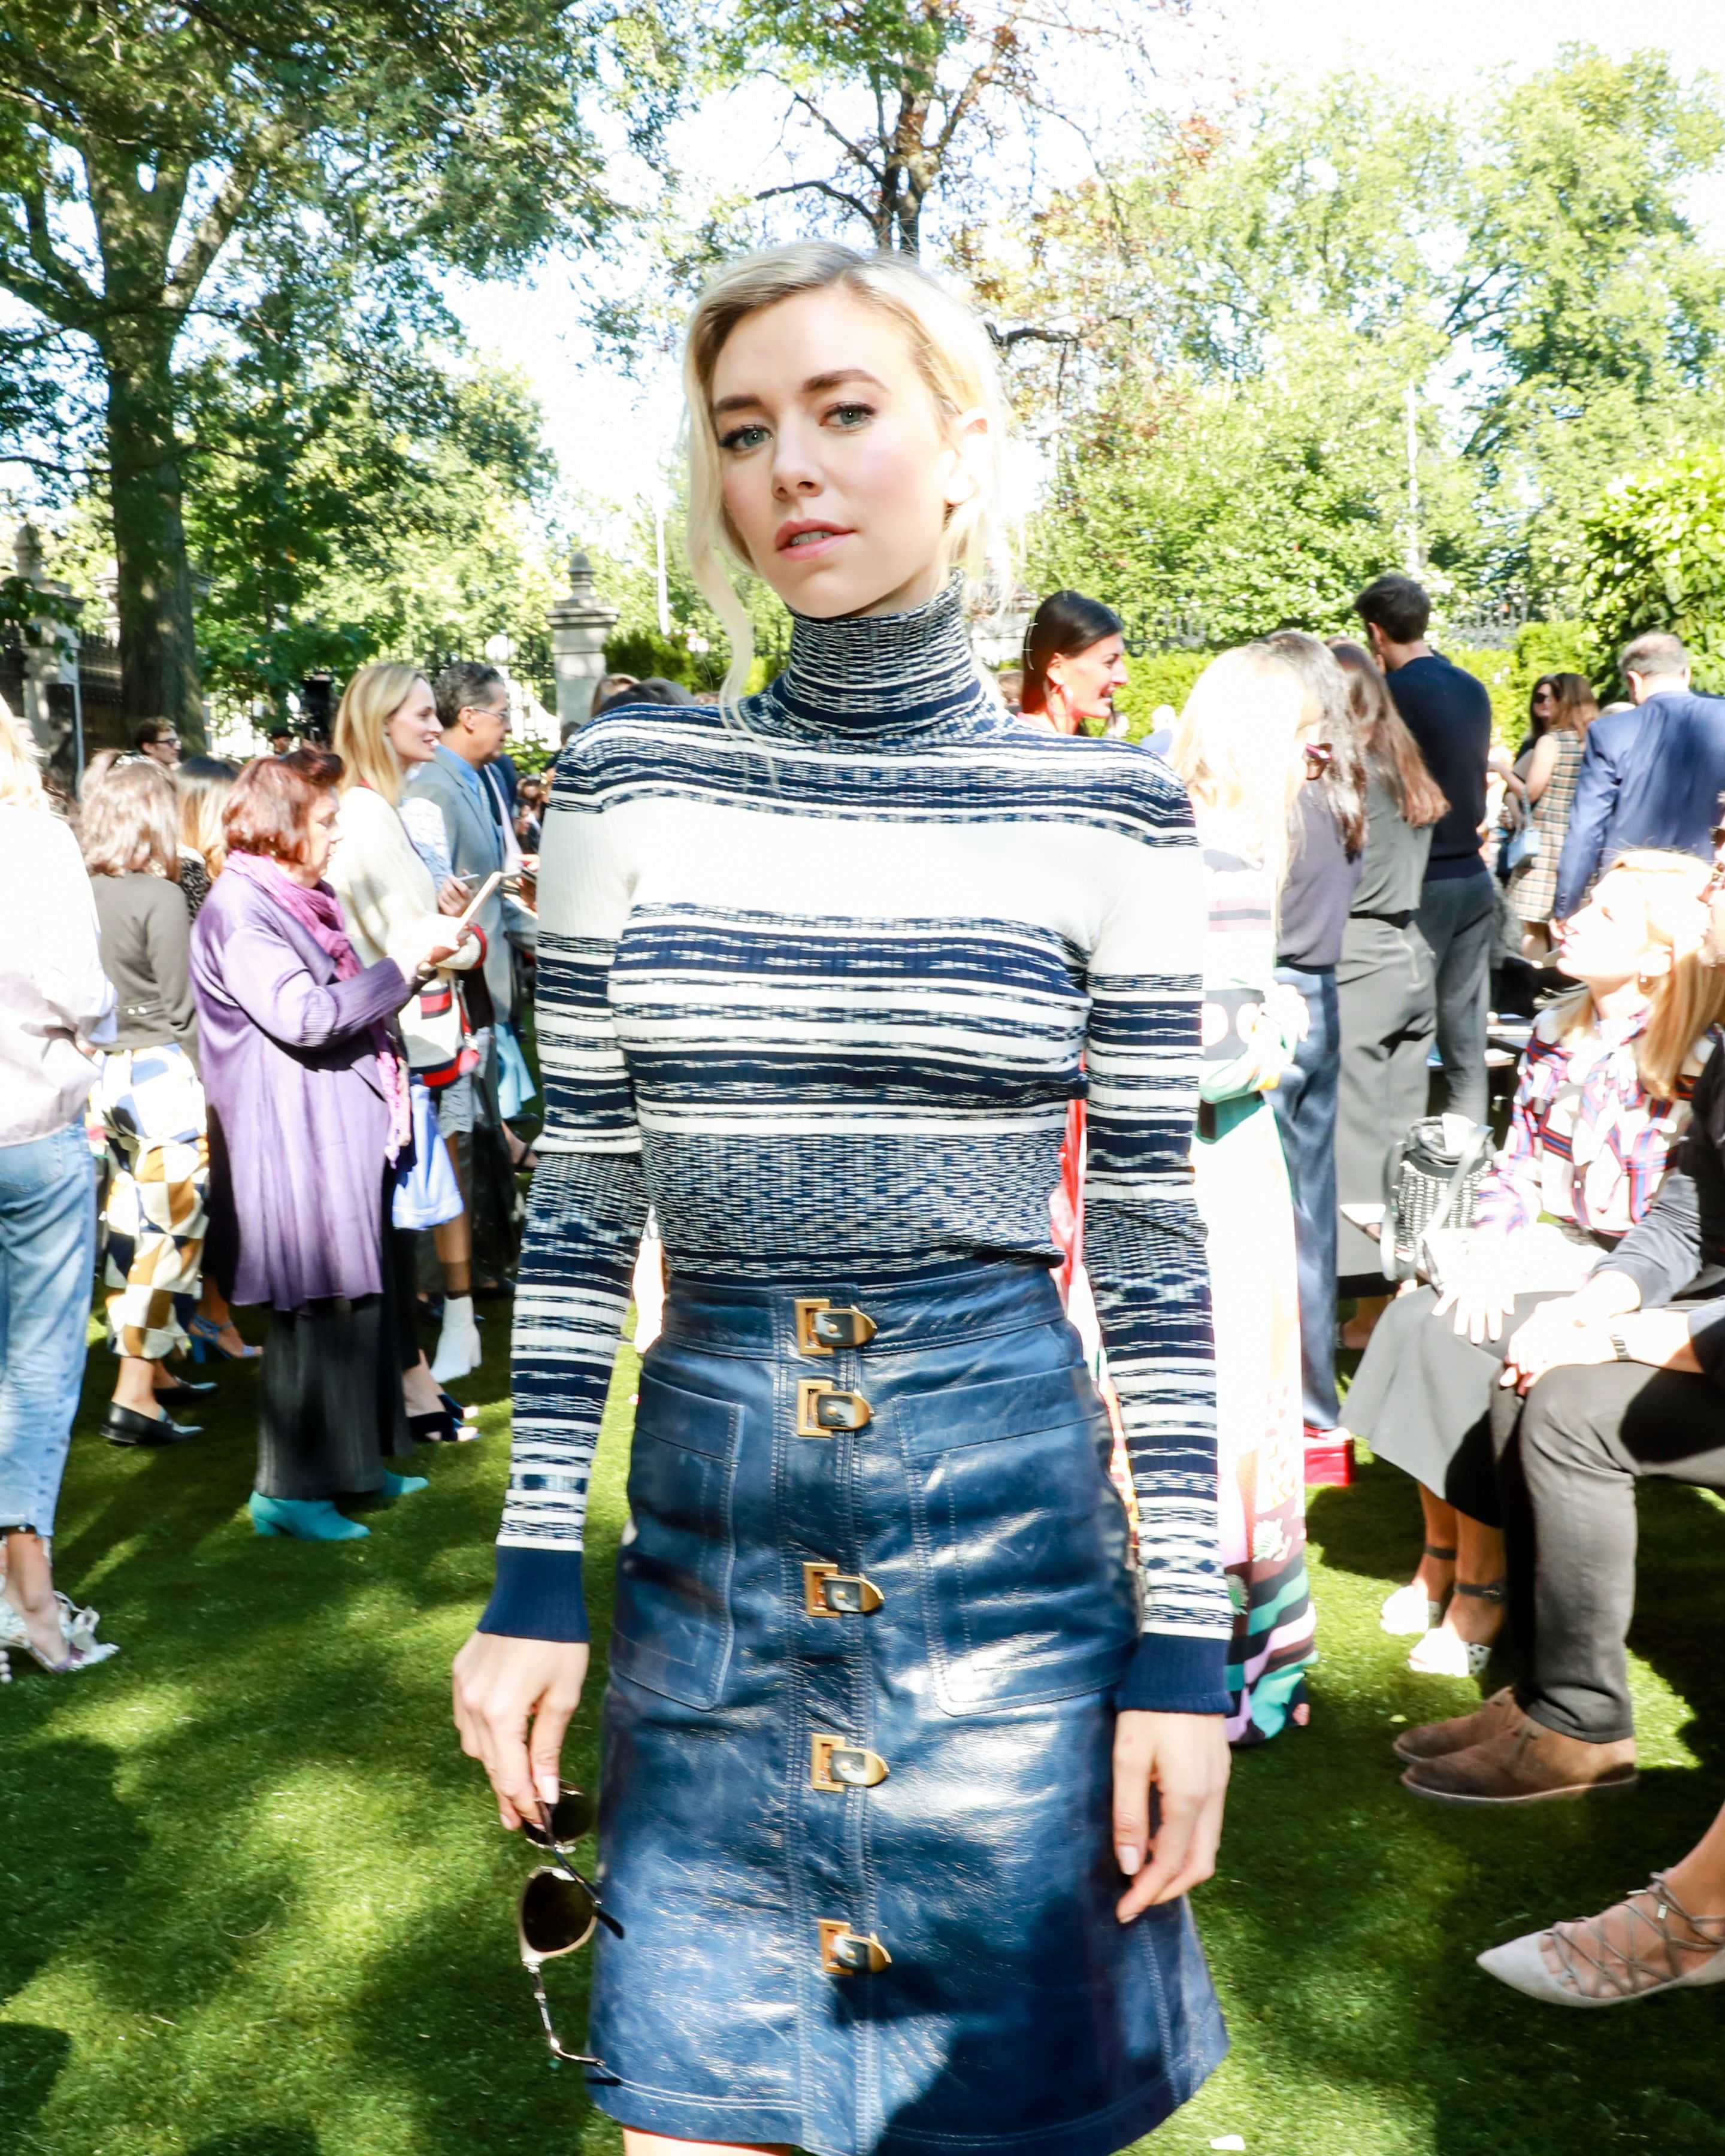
[402,747,536,1019]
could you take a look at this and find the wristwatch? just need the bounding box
[1606,1325,1635,1363]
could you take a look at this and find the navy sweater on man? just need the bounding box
[1385,653,1492,882]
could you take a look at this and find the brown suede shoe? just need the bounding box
[1394,1686,1527,1766]
[1401,1721,1638,1806]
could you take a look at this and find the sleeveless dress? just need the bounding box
[482,581,1230,2156]
[1508,728,1584,924]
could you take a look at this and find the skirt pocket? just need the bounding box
[610,1370,742,1709]
[897,1361,1136,1714]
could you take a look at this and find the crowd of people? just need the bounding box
[4,237,1725,2152]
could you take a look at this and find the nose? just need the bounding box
[770,416,822,501]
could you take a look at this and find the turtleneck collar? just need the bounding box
[765,575,995,741]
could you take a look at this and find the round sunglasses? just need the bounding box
[517,1783,621,2072]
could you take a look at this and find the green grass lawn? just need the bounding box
[4,1306,1723,2156]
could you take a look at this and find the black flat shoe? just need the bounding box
[154,1379,217,1406]
[104,1403,201,1448]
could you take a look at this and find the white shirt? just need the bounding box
[0,805,116,1146]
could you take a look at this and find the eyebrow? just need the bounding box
[711,368,887,419]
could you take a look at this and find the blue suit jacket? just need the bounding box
[1552,689,1725,918]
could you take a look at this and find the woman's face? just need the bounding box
[1556,868,1656,994]
[1048,634,1128,728]
[386,677,440,769]
[1532,680,1557,726]
[710,286,985,620]
[292,789,343,886]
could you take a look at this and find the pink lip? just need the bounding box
[774,518,853,559]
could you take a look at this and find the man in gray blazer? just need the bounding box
[406,662,537,1025]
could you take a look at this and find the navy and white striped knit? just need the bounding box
[483,577,1230,1713]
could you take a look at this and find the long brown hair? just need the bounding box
[1330,639,1446,830]
[79,759,181,879]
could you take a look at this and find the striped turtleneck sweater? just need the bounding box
[484,579,1230,1713]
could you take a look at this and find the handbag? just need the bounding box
[392,1075,465,1230]
[1380,1114,1496,1283]
[1503,820,1540,873]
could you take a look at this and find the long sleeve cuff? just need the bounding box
[1687,1301,1725,1390]
[1116,1631,1231,1716]
[479,1546,589,1642]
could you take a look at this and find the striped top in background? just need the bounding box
[1475,1006,1714,1239]
[485,577,1229,1713]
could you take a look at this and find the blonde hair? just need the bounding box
[1169,645,1314,905]
[1552,848,1725,1100]
[176,761,235,878]
[80,759,181,879]
[0,692,47,810]
[682,241,1008,702]
[332,664,429,804]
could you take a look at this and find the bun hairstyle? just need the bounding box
[1019,591,1124,719]
[682,241,1009,703]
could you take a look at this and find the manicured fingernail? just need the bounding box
[1116,1844,1141,1876]
[535,1773,559,1803]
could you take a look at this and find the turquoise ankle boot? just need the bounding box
[249,1492,370,1540]
[381,1473,428,1498]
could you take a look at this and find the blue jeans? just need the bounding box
[1272,964,1341,1430]
[0,1121,97,1537]
[1415,868,1494,1125]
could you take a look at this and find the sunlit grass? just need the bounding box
[3,1316,1721,2156]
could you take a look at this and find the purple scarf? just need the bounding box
[225,851,412,1161]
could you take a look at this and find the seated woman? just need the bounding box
[1346,849,1725,1677]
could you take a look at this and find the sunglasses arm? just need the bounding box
[529,1967,612,2072]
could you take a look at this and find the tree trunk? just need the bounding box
[102,335,204,745]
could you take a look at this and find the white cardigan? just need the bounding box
[328,783,482,1077]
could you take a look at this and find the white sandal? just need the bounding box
[1406,1579,1506,1677]
[1380,1543,1455,1636]
[1479,1873,1725,2007]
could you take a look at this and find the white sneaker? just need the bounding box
[431,1295,482,1383]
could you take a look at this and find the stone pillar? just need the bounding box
[548,547,619,737]
[13,523,83,773]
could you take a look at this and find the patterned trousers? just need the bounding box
[94,1043,207,1361]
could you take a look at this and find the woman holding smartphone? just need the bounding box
[453,243,1231,2155]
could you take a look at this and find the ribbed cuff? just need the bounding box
[478,1546,589,1642]
[1116,1631,1231,1716]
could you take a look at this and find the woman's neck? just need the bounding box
[1585,977,1650,1026]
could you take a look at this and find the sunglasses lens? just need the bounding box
[521,1870,597,1957]
[523,1783,596,1849]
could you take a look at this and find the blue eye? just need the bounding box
[718,423,769,452]
[827,402,874,428]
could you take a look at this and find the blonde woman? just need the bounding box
[452,243,1230,2148]
[329,664,486,1420]
[81,759,217,1447]
[0,700,118,1673]
[1169,645,1321,1745]
[174,755,237,919]
[1349,849,1725,1676]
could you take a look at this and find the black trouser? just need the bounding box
[1491,1361,1725,1743]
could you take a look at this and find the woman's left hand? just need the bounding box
[1433,1274,1514,1345]
[1112,1710,1231,1921]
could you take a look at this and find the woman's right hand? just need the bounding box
[397,913,470,979]
[453,1631,590,1830]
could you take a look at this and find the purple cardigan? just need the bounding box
[190,870,413,1312]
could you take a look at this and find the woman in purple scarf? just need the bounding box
[190,749,467,1540]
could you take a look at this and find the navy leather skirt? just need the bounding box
[587,1261,1227,2156]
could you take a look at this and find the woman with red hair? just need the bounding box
[190,750,467,1540]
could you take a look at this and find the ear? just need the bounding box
[1640,943,1674,981]
[940,405,991,508]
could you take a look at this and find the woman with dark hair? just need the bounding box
[1020,590,1129,735]
[1328,629,1449,1353]
[81,759,216,1448]
[1330,639,1447,1348]
[1507,671,1598,959]
[190,749,468,1539]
